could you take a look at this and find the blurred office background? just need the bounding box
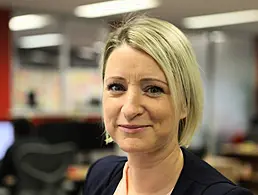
[0,0,258,194]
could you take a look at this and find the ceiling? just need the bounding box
[1,0,258,31]
[4,0,258,49]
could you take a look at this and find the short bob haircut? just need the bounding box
[101,16,203,147]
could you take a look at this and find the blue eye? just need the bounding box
[107,83,125,92]
[145,86,164,96]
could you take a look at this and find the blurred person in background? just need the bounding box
[0,118,40,194]
[83,16,253,195]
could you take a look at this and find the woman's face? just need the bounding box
[103,44,185,153]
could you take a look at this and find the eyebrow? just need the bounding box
[105,76,168,85]
[141,78,168,86]
[104,76,124,83]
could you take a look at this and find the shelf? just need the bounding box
[221,143,258,157]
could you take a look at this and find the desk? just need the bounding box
[222,143,258,157]
[204,155,244,183]
[221,143,258,194]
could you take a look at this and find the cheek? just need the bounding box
[149,98,177,133]
[151,108,174,127]
[102,94,121,131]
[149,98,174,122]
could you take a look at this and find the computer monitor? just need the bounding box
[0,122,14,160]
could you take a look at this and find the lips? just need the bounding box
[119,125,150,129]
[118,124,151,133]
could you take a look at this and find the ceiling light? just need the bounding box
[183,10,258,29]
[74,0,160,18]
[9,14,52,31]
[19,34,63,49]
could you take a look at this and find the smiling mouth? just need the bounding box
[118,124,151,133]
[118,125,151,129]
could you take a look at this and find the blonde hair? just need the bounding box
[101,16,203,147]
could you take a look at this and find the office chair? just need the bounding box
[13,142,76,195]
[0,188,9,195]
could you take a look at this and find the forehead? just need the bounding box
[105,45,166,81]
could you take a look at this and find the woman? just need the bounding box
[83,16,253,195]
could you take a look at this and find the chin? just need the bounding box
[117,138,152,153]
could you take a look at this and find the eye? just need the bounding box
[107,83,126,92]
[145,86,164,96]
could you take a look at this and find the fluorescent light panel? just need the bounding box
[74,0,160,18]
[9,14,52,31]
[19,33,63,49]
[183,10,258,29]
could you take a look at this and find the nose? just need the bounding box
[121,89,144,121]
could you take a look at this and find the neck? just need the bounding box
[127,143,184,195]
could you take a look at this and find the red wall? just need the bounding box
[0,9,10,120]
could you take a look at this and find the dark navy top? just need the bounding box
[83,147,253,195]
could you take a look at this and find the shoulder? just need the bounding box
[182,148,234,185]
[83,155,127,194]
[202,183,253,195]
[180,148,253,195]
